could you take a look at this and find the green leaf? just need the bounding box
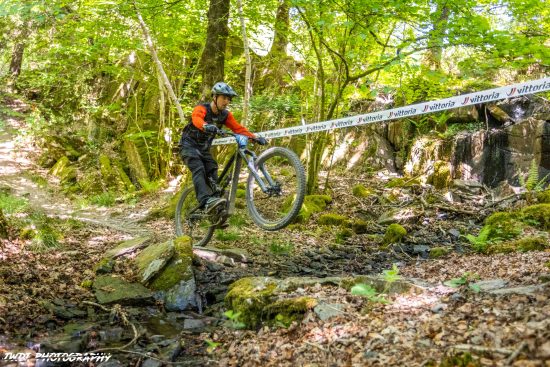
[382,264,401,283]
[351,283,377,297]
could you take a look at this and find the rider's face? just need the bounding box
[215,95,231,110]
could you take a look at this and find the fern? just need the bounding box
[519,159,549,192]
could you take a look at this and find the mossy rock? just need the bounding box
[149,237,196,311]
[93,275,154,305]
[286,195,332,223]
[94,257,115,274]
[386,177,421,188]
[486,236,549,254]
[49,156,76,184]
[429,247,450,258]
[521,204,550,230]
[264,297,317,325]
[383,223,407,245]
[535,190,550,204]
[336,228,353,244]
[78,170,104,195]
[225,277,320,328]
[482,211,525,241]
[318,213,348,226]
[430,161,451,189]
[352,184,372,198]
[105,237,152,258]
[225,277,278,328]
[123,140,149,183]
[352,219,370,234]
[134,241,175,284]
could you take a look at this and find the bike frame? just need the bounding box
[187,133,277,221]
[217,140,278,216]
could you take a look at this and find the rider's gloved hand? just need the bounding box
[204,124,218,134]
[255,136,268,145]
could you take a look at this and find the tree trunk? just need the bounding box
[237,0,252,124]
[9,42,25,77]
[269,0,289,57]
[423,4,449,70]
[199,0,231,96]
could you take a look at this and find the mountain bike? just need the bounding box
[175,130,306,247]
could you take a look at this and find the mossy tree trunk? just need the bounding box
[199,0,230,97]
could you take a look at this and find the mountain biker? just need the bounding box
[179,82,268,213]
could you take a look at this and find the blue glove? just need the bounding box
[256,136,268,145]
[204,124,218,134]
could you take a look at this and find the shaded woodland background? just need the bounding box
[1,0,548,200]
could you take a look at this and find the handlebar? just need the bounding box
[216,129,263,145]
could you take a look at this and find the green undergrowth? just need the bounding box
[466,204,550,253]
[0,191,86,251]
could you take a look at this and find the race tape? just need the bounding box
[213,77,550,145]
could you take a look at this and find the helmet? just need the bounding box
[211,82,238,98]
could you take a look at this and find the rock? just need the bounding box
[431,303,446,313]
[39,300,86,320]
[40,333,83,353]
[314,303,345,321]
[48,156,76,184]
[104,237,151,259]
[221,248,249,263]
[149,237,196,311]
[97,360,123,367]
[94,257,115,274]
[98,327,124,343]
[123,140,149,184]
[135,240,175,284]
[378,207,421,225]
[141,359,163,367]
[93,275,154,305]
[183,318,207,330]
[412,245,429,255]
[488,285,543,296]
[472,279,508,291]
[448,229,461,238]
[160,339,183,361]
[216,255,235,267]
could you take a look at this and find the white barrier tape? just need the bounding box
[213,77,550,145]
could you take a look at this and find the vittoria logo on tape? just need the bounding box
[389,108,417,118]
[423,101,456,112]
[508,81,550,96]
[461,92,500,105]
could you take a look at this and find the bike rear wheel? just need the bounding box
[174,185,215,247]
[246,147,306,230]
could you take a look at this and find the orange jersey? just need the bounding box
[191,104,256,139]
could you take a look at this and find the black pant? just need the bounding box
[180,138,218,207]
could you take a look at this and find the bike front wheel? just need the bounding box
[174,185,215,247]
[246,147,306,230]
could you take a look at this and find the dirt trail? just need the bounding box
[0,99,150,236]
